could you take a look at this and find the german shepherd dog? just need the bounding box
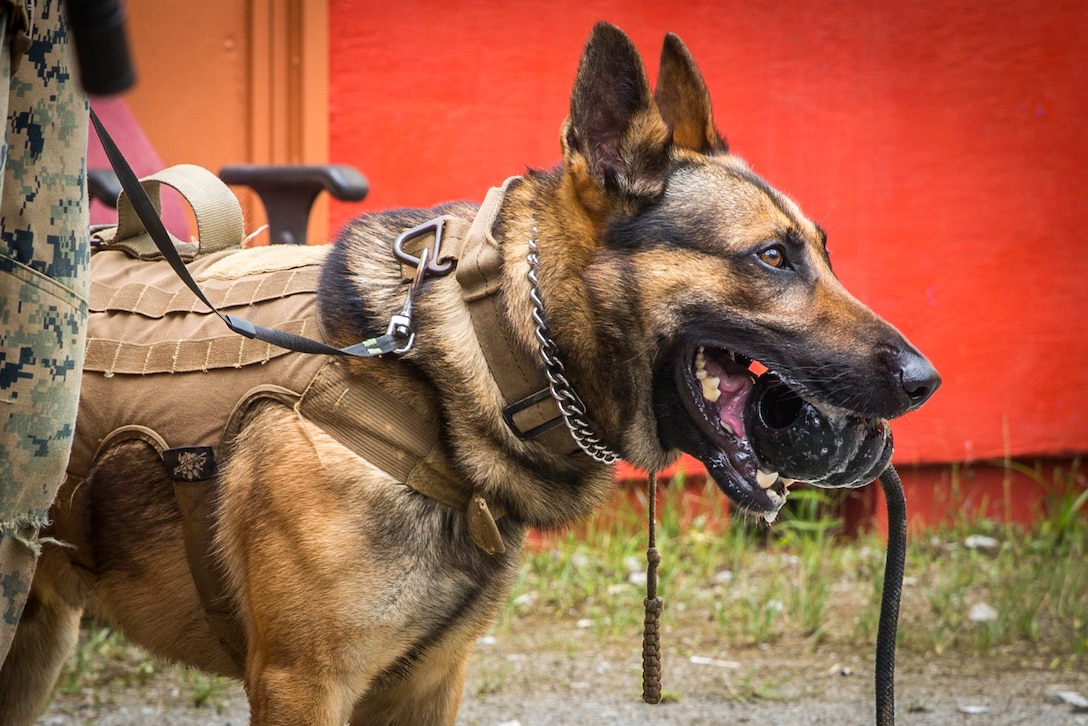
[1,22,938,725]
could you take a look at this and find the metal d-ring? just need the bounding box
[393,215,456,276]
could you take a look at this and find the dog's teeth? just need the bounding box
[781,477,796,488]
[701,376,721,402]
[695,368,707,380]
[722,421,735,436]
[763,509,779,524]
[756,469,778,489]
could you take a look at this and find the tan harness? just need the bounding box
[64,166,574,666]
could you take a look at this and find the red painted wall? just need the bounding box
[328,0,1088,467]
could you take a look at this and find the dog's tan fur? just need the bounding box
[0,24,937,725]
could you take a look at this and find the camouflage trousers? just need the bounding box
[0,0,89,661]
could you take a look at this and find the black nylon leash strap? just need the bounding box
[89,109,399,359]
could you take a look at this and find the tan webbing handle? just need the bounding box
[111,164,245,257]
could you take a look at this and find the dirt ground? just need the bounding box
[38,619,1088,725]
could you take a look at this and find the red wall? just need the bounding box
[328,0,1088,467]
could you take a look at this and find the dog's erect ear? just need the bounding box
[654,33,728,155]
[563,22,671,206]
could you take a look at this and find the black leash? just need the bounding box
[875,463,906,726]
[640,464,907,725]
[88,108,409,359]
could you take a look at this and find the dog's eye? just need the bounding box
[758,245,789,269]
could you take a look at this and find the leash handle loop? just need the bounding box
[642,471,664,704]
[89,108,405,360]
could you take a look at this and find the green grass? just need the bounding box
[506,461,1088,662]
[53,459,1088,702]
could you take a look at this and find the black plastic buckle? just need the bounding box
[393,216,456,276]
[502,388,564,440]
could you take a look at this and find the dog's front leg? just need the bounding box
[347,647,470,726]
[245,659,357,726]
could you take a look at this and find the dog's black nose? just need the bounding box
[897,349,941,409]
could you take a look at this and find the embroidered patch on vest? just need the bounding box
[163,447,217,481]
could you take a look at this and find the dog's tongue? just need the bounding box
[704,356,753,439]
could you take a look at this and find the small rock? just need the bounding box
[512,592,536,608]
[497,721,523,726]
[958,704,990,715]
[964,534,999,551]
[477,635,497,647]
[576,618,593,629]
[968,602,998,623]
[1052,690,1088,712]
[629,571,648,587]
[714,569,734,584]
[689,655,740,669]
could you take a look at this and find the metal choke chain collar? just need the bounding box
[527,234,620,464]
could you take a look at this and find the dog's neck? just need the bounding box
[524,233,620,463]
[455,178,619,462]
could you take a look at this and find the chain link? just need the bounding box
[527,235,621,464]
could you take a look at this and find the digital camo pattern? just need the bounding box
[0,0,89,657]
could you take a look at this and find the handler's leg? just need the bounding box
[0,0,89,662]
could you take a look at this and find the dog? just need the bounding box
[0,22,939,725]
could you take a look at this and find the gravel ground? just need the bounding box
[39,626,1088,725]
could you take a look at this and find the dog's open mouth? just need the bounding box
[662,344,894,522]
[672,345,792,519]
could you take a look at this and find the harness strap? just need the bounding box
[171,476,247,666]
[404,181,576,454]
[297,360,506,554]
[461,183,577,452]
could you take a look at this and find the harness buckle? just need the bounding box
[502,387,564,440]
[393,215,457,276]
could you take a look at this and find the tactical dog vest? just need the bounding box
[71,165,520,544]
[73,243,332,482]
[74,237,479,495]
[64,165,576,666]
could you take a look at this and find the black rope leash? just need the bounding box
[639,464,908,725]
[642,471,663,704]
[875,464,907,726]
